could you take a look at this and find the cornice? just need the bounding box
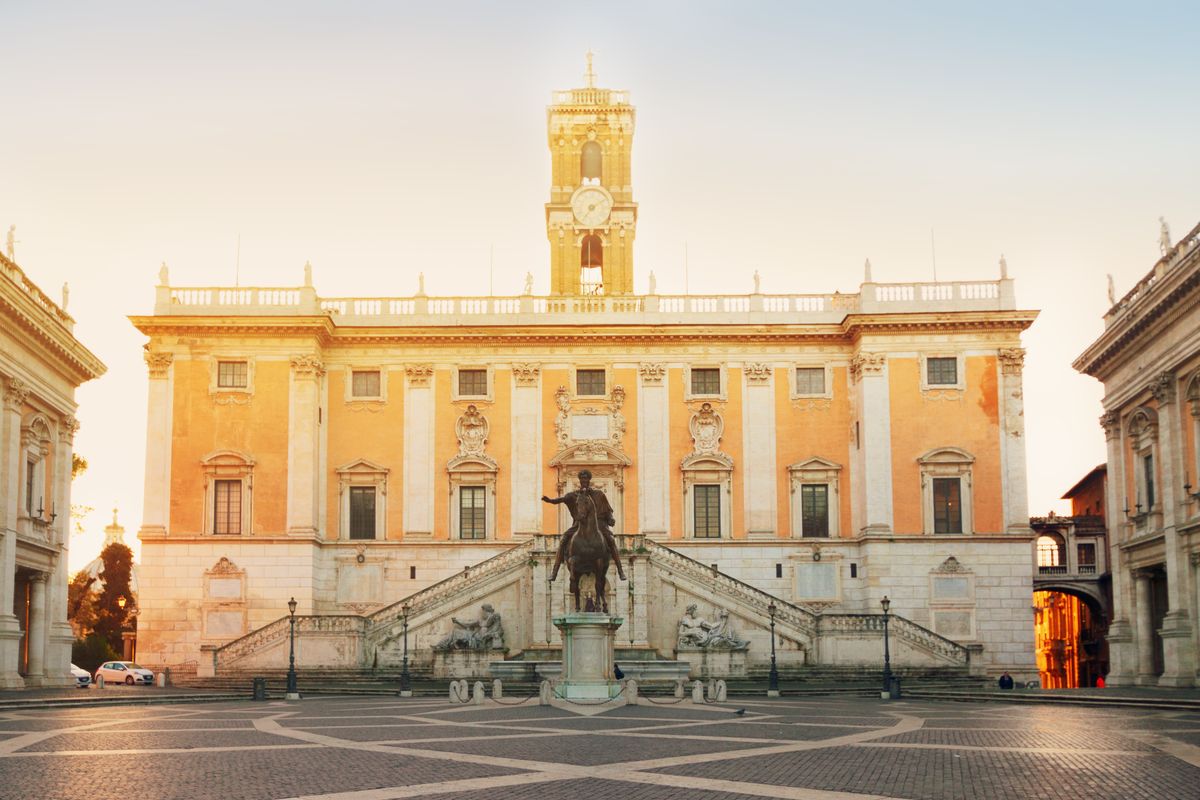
[1,293,106,384]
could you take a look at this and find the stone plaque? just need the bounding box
[794,562,838,601]
[570,414,609,440]
[932,576,970,600]
[207,577,243,600]
[337,563,382,604]
[205,609,244,638]
[933,610,973,638]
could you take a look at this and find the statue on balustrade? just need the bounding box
[433,603,504,650]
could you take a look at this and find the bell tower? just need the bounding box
[546,54,637,296]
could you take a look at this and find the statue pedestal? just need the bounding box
[675,646,749,679]
[552,612,623,700]
[433,647,507,679]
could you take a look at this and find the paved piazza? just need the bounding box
[1,696,1199,800]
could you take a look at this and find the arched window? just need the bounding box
[580,234,604,295]
[1036,534,1065,568]
[580,141,602,185]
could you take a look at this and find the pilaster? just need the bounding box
[511,364,542,537]
[140,352,173,537]
[402,365,435,537]
[1133,571,1157,685]
[743,364,777,537]
[286,355,324,536]
[636,363,669,538]
[0,379,27,688]
[1100,409,1136,685]
[998,349,1030,533]
[851,353,893,534]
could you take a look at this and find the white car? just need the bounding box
[69,663,91,688]
[94,661,155,686]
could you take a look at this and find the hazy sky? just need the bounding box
[3,2,1197,570]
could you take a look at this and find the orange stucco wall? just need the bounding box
[888,355,1003,534]
[773,366,853,537]
[324,366,405,540]
[169,358,290,534]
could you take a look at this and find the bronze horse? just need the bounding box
[567,491,611,612]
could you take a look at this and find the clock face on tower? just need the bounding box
[571,186,613,228]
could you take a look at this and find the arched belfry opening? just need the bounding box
[581,141,602,185]
[580,234,604,295]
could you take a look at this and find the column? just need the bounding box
[286,355,324,536]
[998,349,1030,533]
[139,352,173,537]
[1149,372,1195,685]
[1134,571,1156,686]
[637,364,670,537]
[743,364,777,537]
[1100,411,1136,686]
[0,378,30,689]
[402,365,434,537]
[511,365,542,537]
[45,417,79,686]
[852,353,893,534]
[26,573,47,683]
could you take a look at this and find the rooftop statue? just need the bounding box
[1106,273,1116,306]
[1160,216,1173,255]
[5,225,17,260]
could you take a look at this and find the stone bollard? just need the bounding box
[674,679,685,698]
[472,681,485,704]
[492,679,503,699]
[691,680,705,703]
[156,672,167,688]
[625,679,639,706]
[706,679,717,701]
[95,674,105,689]
[716,679,727,702]
[449,680,465,703]
[539,680,552,706]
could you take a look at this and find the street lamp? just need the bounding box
[398,603,412,697]
[117,595,127,610]
[767,601,780,697]
[286,597,300,700]
[880,595,893,699]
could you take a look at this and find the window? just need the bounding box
[691,368,721,396]
[1036,535,1063,567]
[1143,454,1155,509]
[581,141,602,183]
[800,484,829,537]
[351,370,381,398]
[213,480,242,535]
[795,367,825,396]
[580,234,604,295]
[932,478,962,533]
[25,459,35,514]
[927,357,957,386]
[458,369,487,397]
[576,369,606,396]
[348,486,376,540]
[694,485,722,538]
[217,361,248,389]
[1077,542,1096,573]
[460,486,486,540]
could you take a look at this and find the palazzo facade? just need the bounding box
[1075,218,1200,687]
[132,70,1039,679]
[0,250,106,688]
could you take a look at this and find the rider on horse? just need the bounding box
[541,469,627,582]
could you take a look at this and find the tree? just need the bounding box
[91,541,135,651]
[67,569,99,636]
[71,453,88,479]
[72,633,118,674]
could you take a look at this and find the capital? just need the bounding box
[290,354,326,379]
[849,353,886,382]
[998,348,1026,376]
[1150,371,1176,405]
[406,364,434,387]
[745,363,772,385]
[59,415,80,444]
[512,363,540,387]
[144,351,174,378]
[1099,410,1121,440]
[3,377,30,411]
[638,363,666,385]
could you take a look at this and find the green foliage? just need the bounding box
[68,569,98,635]
[72,633,118,674]
[91,541,135,651]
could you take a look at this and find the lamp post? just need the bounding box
[286,597,300,700]
[767,601,780,697]
[398,603,412,697]
[880,595,893,699]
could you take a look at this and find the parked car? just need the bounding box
[69,664,91,688]
[94,661,154,686]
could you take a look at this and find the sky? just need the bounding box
[2,2,1198,571]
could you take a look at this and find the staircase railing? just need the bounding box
[643,539,820,636]
[820,614,969,666]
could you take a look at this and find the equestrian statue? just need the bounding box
[542,469,626,612]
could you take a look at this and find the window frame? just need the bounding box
[335,459,388,541]
[683,364,728,401]
[689,367,723,398]
[201,451,255,536]
[451,366,494,402]
[800,484,831,538]
[209,355,255,396]
[692,484,723,539]
[681,453,733,539]
[918,448,974,535]
[458,485,487,540]
[573,366,608,398]
[932,477,963,534]
[788,457,842,538]
[344,367,387,403]
[348,485,378,540]
[919,353,965,392]
[790,364,833,400]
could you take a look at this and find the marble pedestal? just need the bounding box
[553,612,623,700]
